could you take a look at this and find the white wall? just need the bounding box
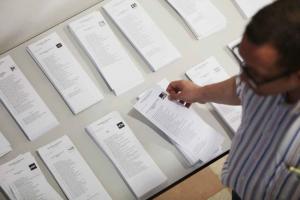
[0,0,103,54]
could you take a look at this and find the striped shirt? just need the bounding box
[222,77,300,200]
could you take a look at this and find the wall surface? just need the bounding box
[0,0,104,54]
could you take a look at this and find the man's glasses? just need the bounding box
[231,42,297,89]
[238,61,296,89]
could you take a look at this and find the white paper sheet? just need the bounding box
[86,111,167,199]
[37,135,112,200]
[103,0,181,71]
[0,55,59,141]
[156,79,219,164]
[186,57,242,132]
[68,11,144,96]
[27,32,103,114]
[166,0,226,39]
[134,86,224,165]
[0,152,62,200]
[0,131,11,157]
[233,0,273,18]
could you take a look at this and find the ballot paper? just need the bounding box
[134,86,224,165]
[0,56,59,141]
[186,57,242,132]
[37,135,112,200]
[68,12,144,96]
[166,0,226,39]
[232,0,273,18]
[27,32,103,114]
[138,79,220,164]
[0,131,11,157]
[103,0,181,71]
[0,152,62,200]
[227,37,244,64]
[86,111,167,199]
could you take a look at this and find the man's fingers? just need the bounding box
[168,91,178,100]
[168,90,183,101]
[179,100,185,105]
[167,81,183,93]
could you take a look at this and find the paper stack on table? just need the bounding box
[27,32,103,114]
[68,11,144,96]
[186,57,242,133]
[134,85,224,165]
[0,152,63,200]
[86,111,167,199]
[103,0,181,71]
[0,131,11,157]
[38,135,112,200]
[166,0,226,39]
[0,55,59,141]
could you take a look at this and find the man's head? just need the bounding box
[239,0,300,97]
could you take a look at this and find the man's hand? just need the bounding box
[166,80,206,105]
[167,77,241,106]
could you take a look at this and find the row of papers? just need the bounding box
[0,76,237,198]
[0,57,239,199]
[0,0,182,142]
[0,40,242,143]
[0,106,225,200]
[0,126,167,200]
[0,0,257,141]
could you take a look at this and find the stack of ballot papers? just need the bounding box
[0,55,59,141]
[27,32,103,115]
[86,111,167,199]
[0,131,11,157]
[233,0,273,18]
[166,0,226,39]
[68,11,144,96]
[37,135,112,200]
[227,37,244,64]
[103,0,181,71]
[186,57,242,132]
[134,85,225,165]
[0,152,62,200]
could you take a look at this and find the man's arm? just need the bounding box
[166,76,241,105]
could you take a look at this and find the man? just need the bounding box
[167,0,300,199]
